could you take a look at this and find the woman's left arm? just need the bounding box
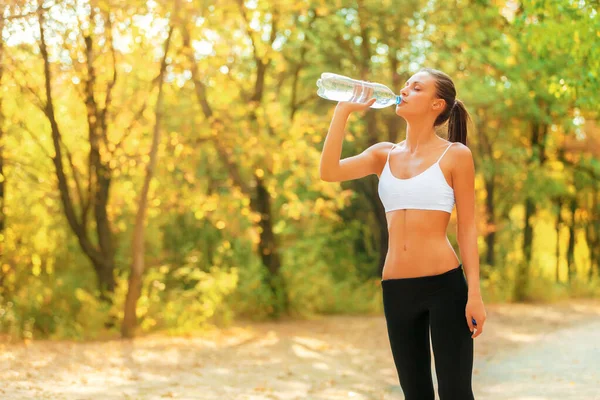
[452,143,486,338]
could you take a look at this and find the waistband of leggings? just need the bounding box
[381,264,463,285]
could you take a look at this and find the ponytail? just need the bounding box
[447,99,470,146]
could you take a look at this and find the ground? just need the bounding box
[1,300,600,400]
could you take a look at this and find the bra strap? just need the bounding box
[436,143,454,163]
[386,143,397,163]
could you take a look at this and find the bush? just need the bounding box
[111,263,239,335]
[0,272,114,341]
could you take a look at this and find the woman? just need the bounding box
[319,68,486,400]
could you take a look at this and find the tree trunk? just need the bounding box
[514,197,535,300]
[374,184,389,277]
[251,174,287,317]
[122,24,174,339]
[353,0,389,277]
[558,153,599,281]
[474,110,496,272]
[37,6,117,300]
[514,120,548,301]
[289,53,305,122]
[180,4,287,318]
[587,188,599,280]
[94,260,116,299]
[484,177,496,267]
[566,197,577,284]
[555,198,563,282]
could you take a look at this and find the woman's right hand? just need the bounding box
[335,97,377,114]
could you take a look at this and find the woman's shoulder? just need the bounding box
[366,142,401,172]
[368,141,399,156]
[446,141,471,156]
[445,142,473,171]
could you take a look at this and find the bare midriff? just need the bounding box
[381,208,460,280]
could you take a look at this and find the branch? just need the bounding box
[4,4,52,21]
[217,39,250,100]
[2,158,55,193]
[100,10,117,149]
[179,25,213,119]
[134,23,174,230]
[236,1,279,102]
[289,10,318,121]
[59,136,88,225]
[17,120,53,159]
[177,10,251,195]
[5,56,46,110]
[295,94,313,109]
[112,97,150,154]
[334,33,360,65]
[37,2,101,266]
[235,0,260,66]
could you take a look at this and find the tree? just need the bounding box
[122,4,175,337]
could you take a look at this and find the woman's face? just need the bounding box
[395,71,445,118]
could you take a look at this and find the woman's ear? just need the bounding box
[432,99,445,111]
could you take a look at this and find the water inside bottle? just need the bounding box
[317,73,401,109]
[316,74,356,102]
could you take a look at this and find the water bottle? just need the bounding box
[316,72,402,109]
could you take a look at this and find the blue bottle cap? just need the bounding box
[396,95,402,105]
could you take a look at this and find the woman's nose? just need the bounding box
[399,87,408,97]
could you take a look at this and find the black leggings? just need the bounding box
[381,264,474,400]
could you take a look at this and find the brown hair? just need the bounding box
[420,68,470,146]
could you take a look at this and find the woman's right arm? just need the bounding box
[319,99,389,182]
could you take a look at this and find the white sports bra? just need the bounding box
[378,142,455,214]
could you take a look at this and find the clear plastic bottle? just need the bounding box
[316,72,402,109]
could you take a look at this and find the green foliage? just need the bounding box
[225,258,286,321]
[128,264,240,335]
[568,276,600,299]
[279,218,384,316]
[0,271,113,341]
[1,0,599,341]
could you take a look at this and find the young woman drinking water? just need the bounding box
[320,68,486,400]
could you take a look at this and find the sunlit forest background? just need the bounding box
[0,0,599,341]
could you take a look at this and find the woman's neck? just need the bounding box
[404,121,440,152]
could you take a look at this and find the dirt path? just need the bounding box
[474,318,600,399]
[1,300,600,400]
